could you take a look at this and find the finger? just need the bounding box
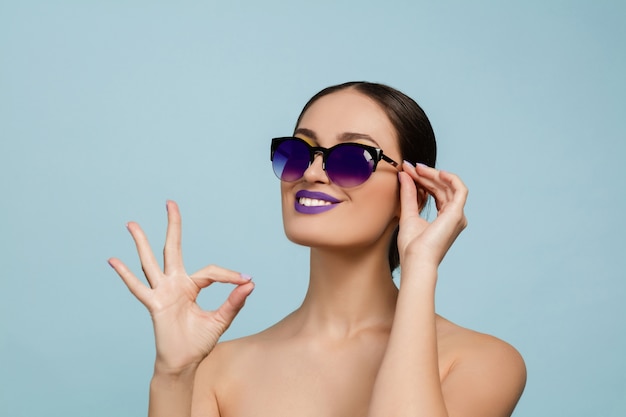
[439,170,469,206]
[212,281,255,331]
[419,170,468,234]
[409,164,451,209]
[190,264,253,289]
[126,221,161,288]
[108,258,152,306]
[413,166,469,221]
[429,170,467,217]
[398,170,420,218]
[438,171,469,229]
[163,200,185,274]
[401,162,428,211]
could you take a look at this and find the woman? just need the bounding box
[109,81,526,417]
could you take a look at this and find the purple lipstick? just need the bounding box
[294,190,341,214]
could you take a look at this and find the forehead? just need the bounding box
[297,90,398,152]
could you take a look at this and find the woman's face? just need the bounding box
[281,89,402,251]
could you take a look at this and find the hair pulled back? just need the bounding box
[294,81,437,272]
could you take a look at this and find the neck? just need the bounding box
[293,244,399,338]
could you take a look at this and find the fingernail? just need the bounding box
[403,160,415,168]
[165,200,169,212]
[416,162,428,168]
[241,273,252,281]
[107,259,115,268]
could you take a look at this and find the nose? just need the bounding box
[302,152,329,184]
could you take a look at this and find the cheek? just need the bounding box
[280,182,294,215]
[280,185,291,224]
[352,180,400,232]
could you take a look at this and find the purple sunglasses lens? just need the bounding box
[272,139,310,181]
[272,138,376,187]
[326,145,374,187]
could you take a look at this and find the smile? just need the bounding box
[294,190,340,214]
[298,197,333,207]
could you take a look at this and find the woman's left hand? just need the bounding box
[397,162,468,268]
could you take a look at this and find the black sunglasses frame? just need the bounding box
[270,136,399,182]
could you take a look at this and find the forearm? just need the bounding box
[368,261,447,417]
[148,365,198,417]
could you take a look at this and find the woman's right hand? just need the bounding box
[108,200,255,375]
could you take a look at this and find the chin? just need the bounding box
[282,221,336,248]
[282,216,397,251]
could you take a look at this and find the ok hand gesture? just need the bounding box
[108,201,254,374]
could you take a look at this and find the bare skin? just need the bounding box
[109,89,526,417]
[193,312,524,417]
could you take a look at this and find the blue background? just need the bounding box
[1,1,624,416]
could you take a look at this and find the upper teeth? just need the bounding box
[299,198,333,207]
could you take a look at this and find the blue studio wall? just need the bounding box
[1,1,624,416]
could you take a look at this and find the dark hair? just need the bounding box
[294,81,437,271]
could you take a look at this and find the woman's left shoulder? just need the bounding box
[436,315,527,409]
[437,315,525,365]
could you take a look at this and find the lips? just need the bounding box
[294,190,341,214]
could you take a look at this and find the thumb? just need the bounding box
[398,171,420,223]
[212,281,255,330]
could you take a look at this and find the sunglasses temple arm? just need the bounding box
[381,154,400,168]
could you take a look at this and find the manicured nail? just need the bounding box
[165,200,169,212]
[107,259,115,268]
[416,162,428,168]
[241,273,252,281]
[403,160,415,168]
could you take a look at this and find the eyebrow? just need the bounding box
[294,128,382,148]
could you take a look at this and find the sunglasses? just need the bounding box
[270,137,399,188]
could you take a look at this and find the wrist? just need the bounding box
[153,360,200,380]
[150,365,198,398]
[400,256,439,274]
[399,259,438,290]
[399,245,443,267]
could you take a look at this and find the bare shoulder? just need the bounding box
[436,316,526,375]
[436,316,526,417]
[192,333,267,416]
[196,331,266,381]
